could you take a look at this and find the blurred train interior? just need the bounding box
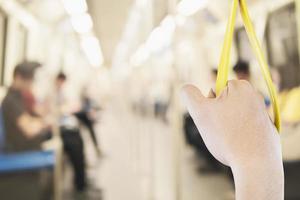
[0,0,300,199]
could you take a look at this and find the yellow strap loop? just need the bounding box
[216,0,281,132]
[216,0,238,96]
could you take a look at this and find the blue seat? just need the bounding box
[0,151,55,173]
[0,108,55,174]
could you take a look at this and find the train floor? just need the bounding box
[62,100,233,200]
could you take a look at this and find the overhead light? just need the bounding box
[1,1,38,28]
[130,44,149,67]
[145,15,176,53]
[130,15,176,66]
[71,13,93,34]
[81,36,104,67]
[160,15,176,33]
[177,0,207,16]
[62,0,88,15]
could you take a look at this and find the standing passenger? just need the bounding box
[50,72,87,192]
[233,60,271,107]
[233,60,251,81]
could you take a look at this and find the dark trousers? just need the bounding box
[183,113,221,168]
[74,111,98,149]
[60,128,86,191]
[284,161,300,199]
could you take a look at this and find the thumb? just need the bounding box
[181,84,208,117]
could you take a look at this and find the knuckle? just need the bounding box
[239,80,251,87]
[239,80,253,91]
[227,80,239,88]
[233,80,253,90]
[227,80,254,97]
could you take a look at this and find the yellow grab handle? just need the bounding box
[216,0,238,96]
[216,0,281,132]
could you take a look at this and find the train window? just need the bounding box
[4,18,28,86]
[266,2,300,90]
[16,24,28,62]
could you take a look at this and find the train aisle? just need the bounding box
[83,97,233,200]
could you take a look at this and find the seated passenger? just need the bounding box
[1,62,86,192]
[2,62,47,152]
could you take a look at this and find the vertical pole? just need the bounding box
[167,0,183,199]
[170,82,183,200]
[52,86,63,200]
[149,92,155,200]
[170,19,183,200]
[147,1,155,199]
[53,125,63,200]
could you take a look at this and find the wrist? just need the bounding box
[231,159,284,200]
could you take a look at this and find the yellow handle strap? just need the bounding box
[216,0,281,132]
[216,0,238,96]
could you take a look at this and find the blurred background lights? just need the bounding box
[71,13,93,34]
[145,15,176,53]
[177,0,208,16]
[62,0,88,15]
[81,36,104,67]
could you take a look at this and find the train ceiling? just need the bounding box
[14,0,268,67]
